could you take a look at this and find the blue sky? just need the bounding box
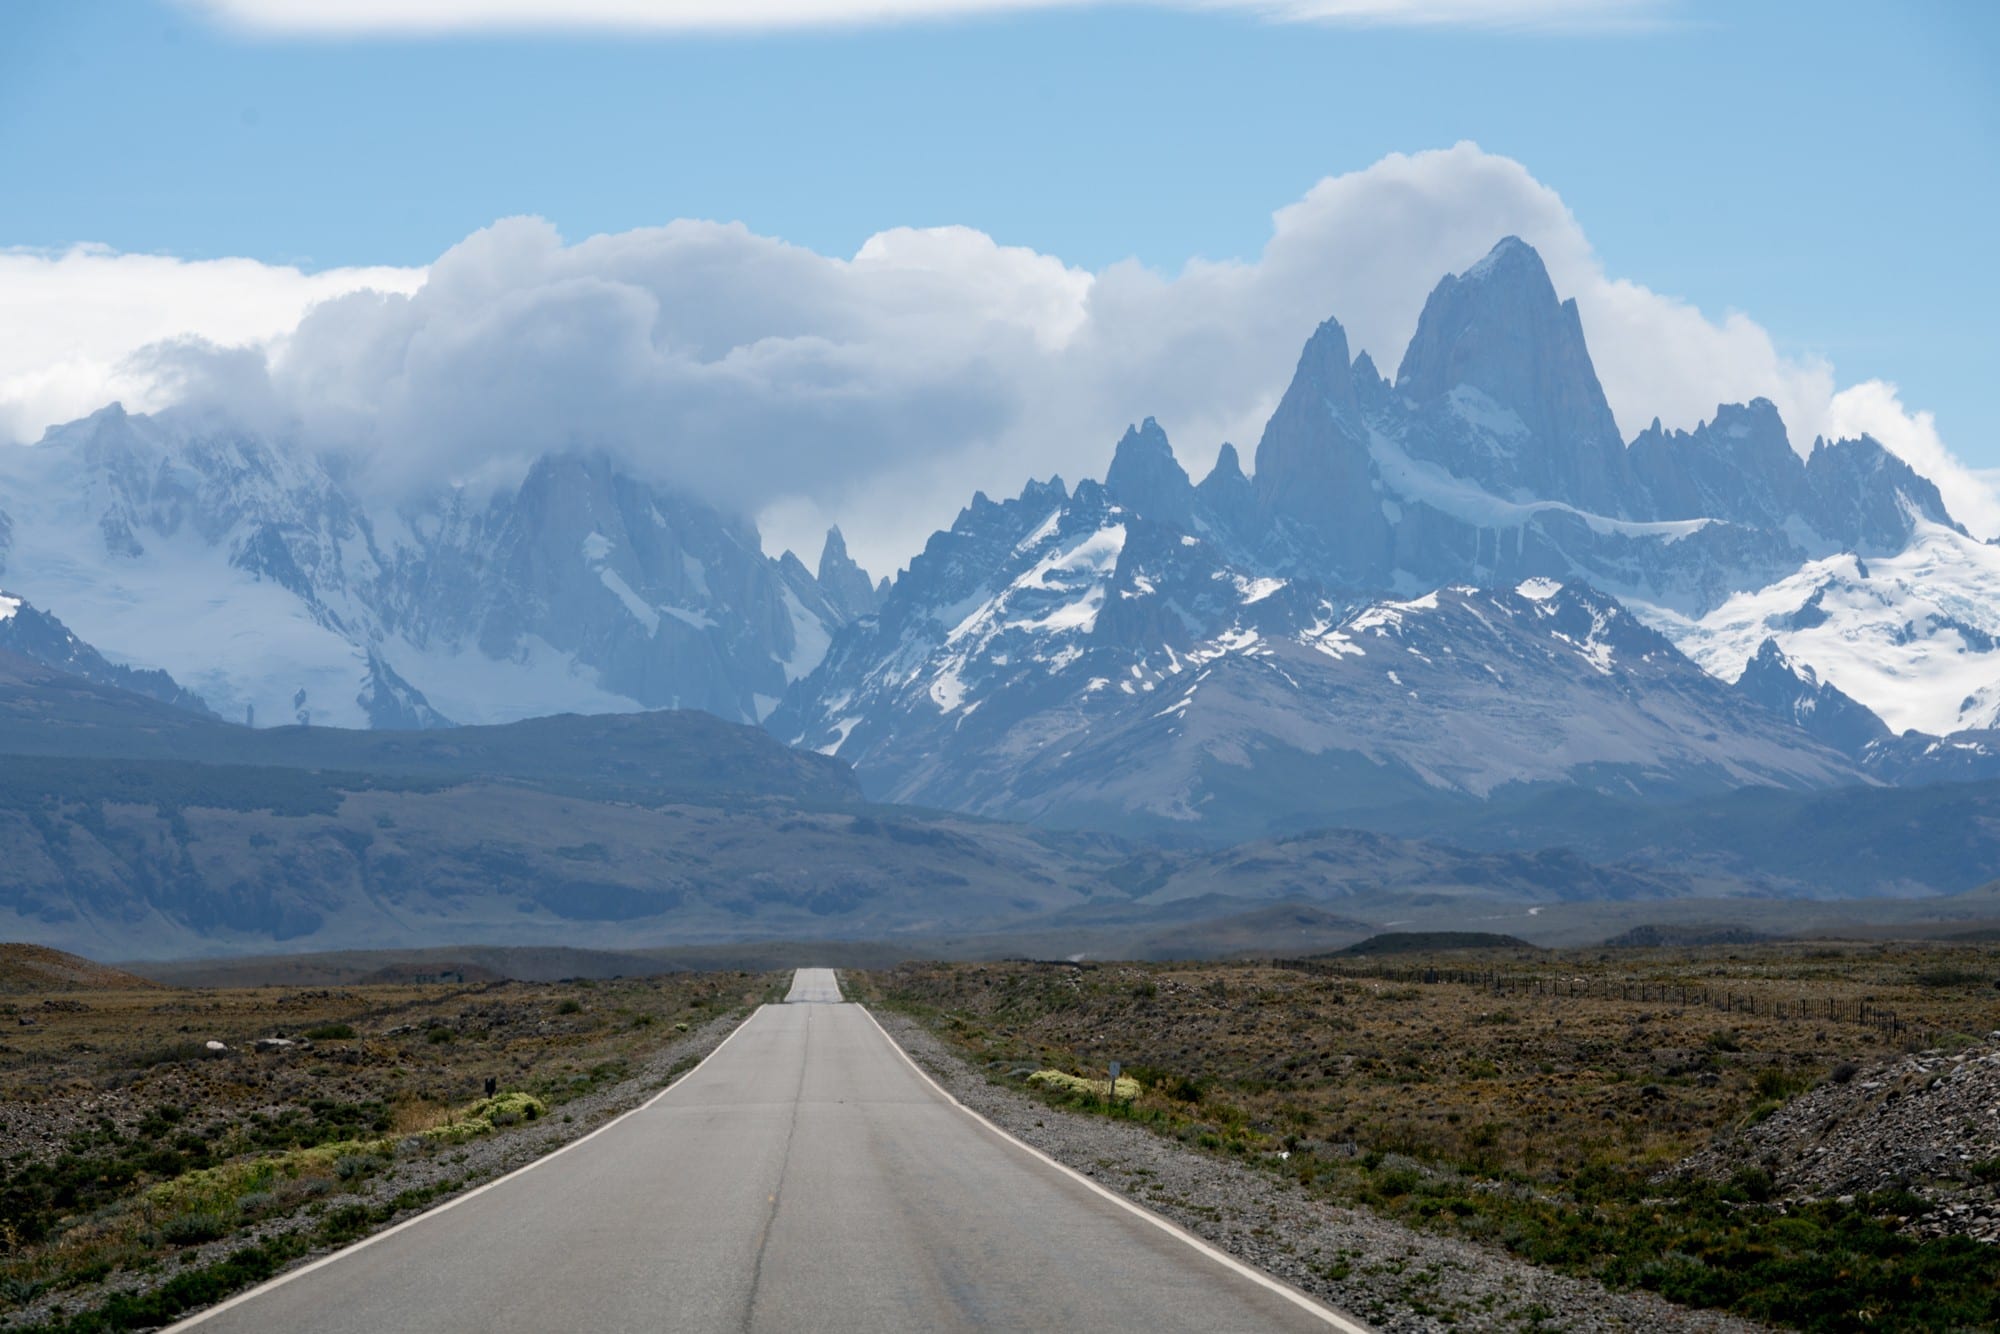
[0,0,1995,543]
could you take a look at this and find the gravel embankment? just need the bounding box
[874,1009,1764,1334]
[12,1007,752,1330]
[1680,1035,2000,1242]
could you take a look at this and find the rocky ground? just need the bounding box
[1680,1034,2000,1244]
[875,1010,1763,1333]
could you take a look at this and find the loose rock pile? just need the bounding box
[1681,1034,2000,1242]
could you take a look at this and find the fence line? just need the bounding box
[1268,957,1942,1048]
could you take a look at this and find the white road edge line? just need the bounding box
[856,1003,1375,1334]
[163,1002,772,1332]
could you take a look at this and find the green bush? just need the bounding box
[1754,1067,1809,1100]
[316,1204,373,1245]
[1128,1064,1202,1103]
[333,1153,387,1181]
[1,1276,46,1306]
[302,1024,356,1041]
[159,1212,230,1247]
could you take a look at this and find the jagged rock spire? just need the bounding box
[1105,417,1195,531]
[817,525,882,623]
[1396,236,1627,513]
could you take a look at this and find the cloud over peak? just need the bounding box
[3,143,1991,571]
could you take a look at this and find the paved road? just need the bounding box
[177,969,1360,1332]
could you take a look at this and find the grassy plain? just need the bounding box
[0,955,777,1331]
[861,942,2000,1332]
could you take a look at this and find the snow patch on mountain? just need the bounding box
[385,633,643,725]
[1517,577,1561,601]
[1369,424,1714,549]
[779,584,832,684]
[1645,520,2000,735]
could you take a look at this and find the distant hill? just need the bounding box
[0,658,1110,959]
[1337,931,1539,956]
[0,942,158,993]
[1396,779,2000,899]
[0,650,859,809]
[0,760,1116,960]
[9,651,2000,964]
[1125,827,1718,906]
[1134,903,1372,960]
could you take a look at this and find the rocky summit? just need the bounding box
[778,237,2000,835]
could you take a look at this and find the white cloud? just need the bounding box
[0,246,424,449]
[2,143,1991,578]
[1823,380,2000,538]
[180,0,1664,35]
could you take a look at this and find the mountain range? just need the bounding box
[776,238,2000,835]
[4,234,1999,874]
[0,420,886,730]
[8,633,2000,960]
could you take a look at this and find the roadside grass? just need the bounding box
[868,944,2000,1333]
[0,971,775,1327]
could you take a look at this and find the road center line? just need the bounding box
[742,1003,814,1332]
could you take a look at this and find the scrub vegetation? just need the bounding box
[863,942,2000,1332]
[0,949,770,1331]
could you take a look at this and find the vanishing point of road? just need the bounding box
[172,969,1366,1332]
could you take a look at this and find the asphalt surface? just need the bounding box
[175,969,1361,1333]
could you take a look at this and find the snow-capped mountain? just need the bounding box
[3,229,1993,828]
[0,405,874,730]
[1211,239,1961,622]
[1653,521,2000,737]
[777,235,2000,835]
[1729,637,1889,758]
[770,469,1865,839]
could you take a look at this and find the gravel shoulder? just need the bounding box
[873,1008,1766,1334]
[10,1006,752,1331]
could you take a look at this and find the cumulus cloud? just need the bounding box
[2,143,1991,575]
[181,0,1666,36]
[0,246,423,448]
